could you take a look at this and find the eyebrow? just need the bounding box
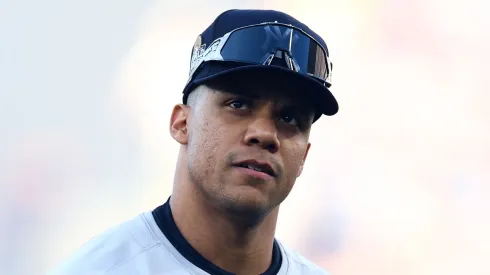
[225,89,261,100]
[286,106,315,121]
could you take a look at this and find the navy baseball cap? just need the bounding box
[182,9,339,118]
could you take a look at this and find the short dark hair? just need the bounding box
[185,77,231,107]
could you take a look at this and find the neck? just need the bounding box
[170,162,279,275]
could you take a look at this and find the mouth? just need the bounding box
[233,160,277,178]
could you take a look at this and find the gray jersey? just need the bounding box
[48,211,329,275]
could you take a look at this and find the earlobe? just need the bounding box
[169,104,189,145]
[297,143,311,177]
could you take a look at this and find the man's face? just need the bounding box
[173,77,316,222]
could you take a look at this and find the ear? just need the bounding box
[296,143,311,177]
[169,104,190,145]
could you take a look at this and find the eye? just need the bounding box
[279,113,299,126]
[227,99,250,110]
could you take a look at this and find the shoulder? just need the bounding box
[277,240,331,275]
[48,212,160,275]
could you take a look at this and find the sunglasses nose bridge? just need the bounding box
[262,50,299,72]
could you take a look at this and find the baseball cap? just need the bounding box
[182,9,339,118]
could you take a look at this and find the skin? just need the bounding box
[168,75,317,275]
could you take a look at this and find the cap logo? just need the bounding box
[263,25,299,50]
[190,35,206,71]
[189,38,222,76]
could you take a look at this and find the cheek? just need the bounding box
[282,142,308,180]
[188,117,226,178]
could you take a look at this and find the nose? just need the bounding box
[243,117,280,153]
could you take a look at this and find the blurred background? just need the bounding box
[1,0,489,274]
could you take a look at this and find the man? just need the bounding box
[49,9,338,275]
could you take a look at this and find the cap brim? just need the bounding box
[183,63,339,119]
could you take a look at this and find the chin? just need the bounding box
[218,190,273,225]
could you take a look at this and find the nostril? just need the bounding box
[249,138,260,144]
[266,143,277,152]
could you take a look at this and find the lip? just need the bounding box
[232,159,277,178]
[233,166,274,180]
